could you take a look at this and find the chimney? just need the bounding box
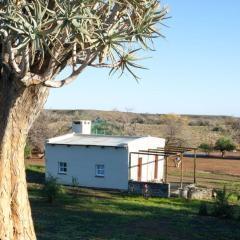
[72,120,92,135]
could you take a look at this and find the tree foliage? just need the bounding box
[214,137,236,157]
[199,143,213,155]
[213,186,234,219]
[43,175,64,203]
[24,142,32,158]
[0,0,168,87]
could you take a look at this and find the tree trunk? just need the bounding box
[0,71,49,240]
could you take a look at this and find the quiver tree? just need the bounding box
[0,0,168,239]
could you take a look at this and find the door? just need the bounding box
[154,155,158,180]
[138,157,142,181]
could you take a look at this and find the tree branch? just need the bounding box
[106,3,121,24]
[20,73,44,86]
[72,43,77,71]
[43,47,62,80]
[43,54,97,88]
[0,29,21,74]
[19,46,30,78]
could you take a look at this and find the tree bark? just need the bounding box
[0,69,49,240]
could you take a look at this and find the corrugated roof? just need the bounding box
[47,134,141,147]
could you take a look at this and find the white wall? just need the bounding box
[45,145,129,190]
[128,137,165,182]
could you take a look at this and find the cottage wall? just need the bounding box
[45,144,129,190]
[128,137,165,182]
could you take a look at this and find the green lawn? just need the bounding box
[27,165,240,240]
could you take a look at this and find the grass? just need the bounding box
[27,165,240,240]
[168,170,240,192]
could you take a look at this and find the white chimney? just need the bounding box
[72,120,92,135]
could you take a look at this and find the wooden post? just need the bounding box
[180,153,183,189]
[128,153,132,180]
[165,156,168,183]
[194,150,197,184]
[137,157,142,182]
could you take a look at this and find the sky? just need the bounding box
[45,1,240,116]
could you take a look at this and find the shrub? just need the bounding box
[212,186,234,219]
[212,126,224,132]
[42,176,64,203]
[198,202,208,216]
[188,120,210,126]
[24,143,32,159]
[71,177,80,198]
[214,138,236,158]
[199,143,213,155]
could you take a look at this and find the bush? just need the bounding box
[188,120,210,126]
[214,138,236,158]
[24,143,32,159]
[198,202,208,216]
[43,176,64,203]
[199,143,213,155]
[212,186,234,219]
[212,126,224,132]
[71,177,80,198]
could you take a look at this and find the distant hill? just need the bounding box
[28,109,240,152]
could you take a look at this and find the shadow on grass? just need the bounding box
[30,190,240,240]
[26,165,45,184]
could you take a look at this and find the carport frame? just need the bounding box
[129,150,178,183]
[129,145,198,189]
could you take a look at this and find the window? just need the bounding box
[95,164,105,177]
[58,162,67,174]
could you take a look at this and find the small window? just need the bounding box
[58,162,67,174]
[95,164,105,177]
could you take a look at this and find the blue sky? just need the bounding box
[45,0,240,116]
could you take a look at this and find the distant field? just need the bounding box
[27,165,240,240]
[168,154,240,192]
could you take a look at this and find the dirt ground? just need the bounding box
[168,156,240,176]
[167,153,240,190]
[26,156,45,166]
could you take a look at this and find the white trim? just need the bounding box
[95,164,105,177]
[58,162,67,175]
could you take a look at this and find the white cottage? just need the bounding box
[45,121,165,190]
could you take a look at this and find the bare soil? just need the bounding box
[168,156,240,176]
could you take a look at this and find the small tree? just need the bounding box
[212,186,234,219]
[199,143,213,156]
[162,114,187,145]
[42,176,64,204]
[214,138,236,158]
[71,176,80,198]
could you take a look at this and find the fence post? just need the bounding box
[180,153,183,189]
[194,150,197,184]
[165,156,168,183]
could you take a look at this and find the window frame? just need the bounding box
[95,164,105,178]
[58,161,67,175]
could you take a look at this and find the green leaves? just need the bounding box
[0,0,168,80]
[109,49,148,81]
